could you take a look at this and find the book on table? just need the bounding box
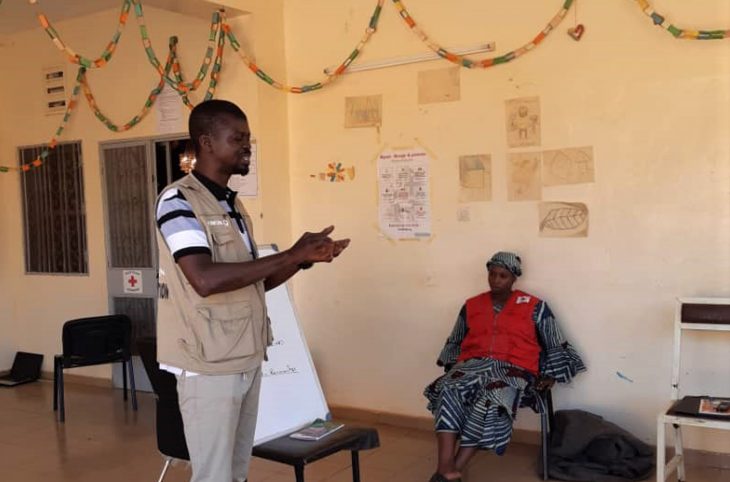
[699,397,730,417]
[289,419,344,441]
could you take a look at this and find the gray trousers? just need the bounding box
[177,366,262,482]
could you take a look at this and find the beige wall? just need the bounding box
[282,1,730,451]
[0,3,289,376]
[1,0,729,454]
[218,0,292,245]
[0,66,10,369]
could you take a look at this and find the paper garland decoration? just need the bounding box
[223,0,384,93]
[391,0,575,68]
[4,32,221,172]
[132,1,225,94]
[3,68,83,172]
[34,0,132,69]
[5,0,727,174]
[0,2,227,173]
[80,30,224,133]
[633,0,730,39]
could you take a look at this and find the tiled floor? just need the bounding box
[0,380,727,481]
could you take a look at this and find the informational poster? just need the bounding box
[377,148,431,239]
[228,140,258,197]
[156,84,185,134]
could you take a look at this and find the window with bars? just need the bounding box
[19,142,88,274]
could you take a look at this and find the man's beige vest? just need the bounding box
[156,173,272,375]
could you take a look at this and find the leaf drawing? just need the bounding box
[540,204,588,231]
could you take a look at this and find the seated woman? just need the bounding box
[425,252,586,482]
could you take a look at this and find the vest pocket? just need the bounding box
[211,230,235,245]
[187,301,256,363]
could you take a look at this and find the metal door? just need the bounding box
[100,138,188,392]
[101,142,157,391]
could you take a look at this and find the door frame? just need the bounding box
[99,134,188,391]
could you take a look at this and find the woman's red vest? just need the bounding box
[457,290,541,374]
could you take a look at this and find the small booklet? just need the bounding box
[699,397,730,417]
[289,419,344,441]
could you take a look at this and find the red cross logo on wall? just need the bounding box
[123,270,143,293]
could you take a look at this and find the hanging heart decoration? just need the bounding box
[567,24,585,41]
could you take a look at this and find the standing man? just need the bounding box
[155,99,349,482]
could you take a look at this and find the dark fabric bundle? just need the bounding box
[547,410,654,481]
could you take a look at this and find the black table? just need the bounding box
[252,426,380,482]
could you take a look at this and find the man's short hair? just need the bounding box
[189,100,248,154]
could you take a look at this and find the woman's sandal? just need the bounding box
[429,473,462,482]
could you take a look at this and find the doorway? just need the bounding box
[100,136,189,391]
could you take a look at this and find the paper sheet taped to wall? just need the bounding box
[539,202,589,238]
[228,140,258,197]
[508,152,542,201]
[459,154,491,203]
[377,148,432,239]
[506,96,541,148]
[542,146,595,186]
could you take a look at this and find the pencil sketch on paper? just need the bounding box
[418,67,461,104]
[539,202,589,238]
[543,146,594,186]
[505,96,541,147]
[459,154,491,202]
[508,152,541,201]
[344,95,382,128]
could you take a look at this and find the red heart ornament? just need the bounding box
[568,24,585,41]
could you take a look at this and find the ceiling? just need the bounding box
[0,0,247,36]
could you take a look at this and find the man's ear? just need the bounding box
[199,133,213,153]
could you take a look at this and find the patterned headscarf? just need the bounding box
[486,251,522,277]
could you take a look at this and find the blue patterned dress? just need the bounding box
[424,296,585,454]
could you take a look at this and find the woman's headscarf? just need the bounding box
[486,251,522,277]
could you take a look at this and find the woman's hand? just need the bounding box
[535,376,555,391]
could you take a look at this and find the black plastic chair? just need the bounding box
[520,387,555,481]
[53,314,137,422]
[137,337,190,482]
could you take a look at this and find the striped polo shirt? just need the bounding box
[156,171,253,261]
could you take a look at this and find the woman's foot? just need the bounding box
[429,471,462,482]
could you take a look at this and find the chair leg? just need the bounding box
[351,451,361,482]
[157,458,172,482]
[58,363,65,423]
[546,391,555,432]
[656,417,665,482]
[122,360,128,401]
[128,358,138,411]
[53,357,58,411]
[673,424,685,482]
[541,410,549,481]
[294,464,305,482]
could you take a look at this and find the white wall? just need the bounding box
[282,0,730,451]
